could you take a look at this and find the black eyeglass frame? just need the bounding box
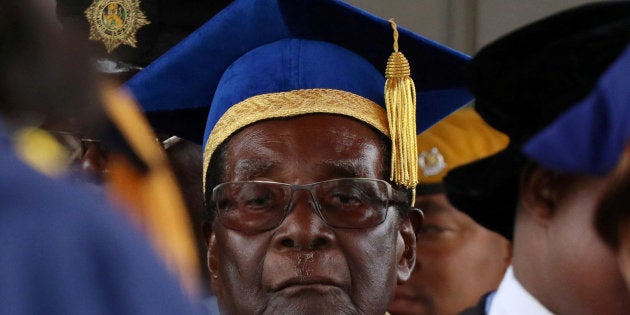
[211,178,410,232]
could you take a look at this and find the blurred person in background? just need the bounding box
[388,106,511,315]
[55,0,234,295]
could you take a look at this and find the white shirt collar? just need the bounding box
[488,266,554,315]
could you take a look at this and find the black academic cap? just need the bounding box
[445,1,630,240]
[56,0,233,77]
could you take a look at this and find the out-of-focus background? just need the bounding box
[43,0,605,55]
[346,0,602,55]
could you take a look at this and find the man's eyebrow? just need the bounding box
[233,159,278,179]
[321,159,371,177]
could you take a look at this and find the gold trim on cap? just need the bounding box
[202,88,389,193]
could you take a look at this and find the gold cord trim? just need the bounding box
[202,89,389,193]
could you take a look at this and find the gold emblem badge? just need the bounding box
[85,0,150,53]
[418,147,447,177]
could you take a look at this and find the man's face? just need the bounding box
[388,193,510,315]
[206,114,415,315]
[529,173,630,315]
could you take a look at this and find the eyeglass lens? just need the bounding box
[212,178,391,232]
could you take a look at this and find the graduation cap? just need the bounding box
[416,106,508,195]
[444,1,630,239]
[523,44,630,176]
[125,0,473,195]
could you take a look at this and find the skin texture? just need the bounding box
[594,147,630,291]
[388,193,511,315]
[205,114,416,315]
[619,229,630,290]
[513,165,630,315]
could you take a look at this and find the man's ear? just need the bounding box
[396,217,416,284]
[206,233,218,274]
[206,233,221,294]
[203,221,219,283]
[519,164,559,225]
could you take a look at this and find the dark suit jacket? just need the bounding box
[459,292,493,315]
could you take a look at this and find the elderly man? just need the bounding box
[125,0,472,313]
[445,2,630,315]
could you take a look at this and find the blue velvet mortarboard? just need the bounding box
[125,0,472,144]
[523,44,630,175]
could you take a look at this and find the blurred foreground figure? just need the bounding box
[389,107,511,315]
[445,2,630,315]
[517,44,630,292]
[0,1,205,314]
[55,0,235,296]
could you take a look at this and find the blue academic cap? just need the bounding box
[124,0,472,191]
[126,0,472,141]
[523,44,630,175]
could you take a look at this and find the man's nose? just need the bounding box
[271,189,335,251]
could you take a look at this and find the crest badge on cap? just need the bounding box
[85,0,150,53]
[419,147,447,177]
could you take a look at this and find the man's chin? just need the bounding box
[263,285,358,315]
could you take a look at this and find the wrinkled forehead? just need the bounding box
[219,113,389,182]
[203,88,390,190]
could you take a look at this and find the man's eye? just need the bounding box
[330,193,363,208]
[244,197,275,209]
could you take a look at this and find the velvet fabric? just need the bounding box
[125,0,472,143]
[443,1,630,240]
[468,1,630,144]
[523,44,630,176]
[203,39,386,145]
[445,146,526,240]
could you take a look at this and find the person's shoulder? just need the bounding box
[0,137,102,216]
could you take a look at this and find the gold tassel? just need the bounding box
[385,19,418,205]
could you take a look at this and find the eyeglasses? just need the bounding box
[159,135,183,150]
[211,178,402,232]
[48,131,101,162]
